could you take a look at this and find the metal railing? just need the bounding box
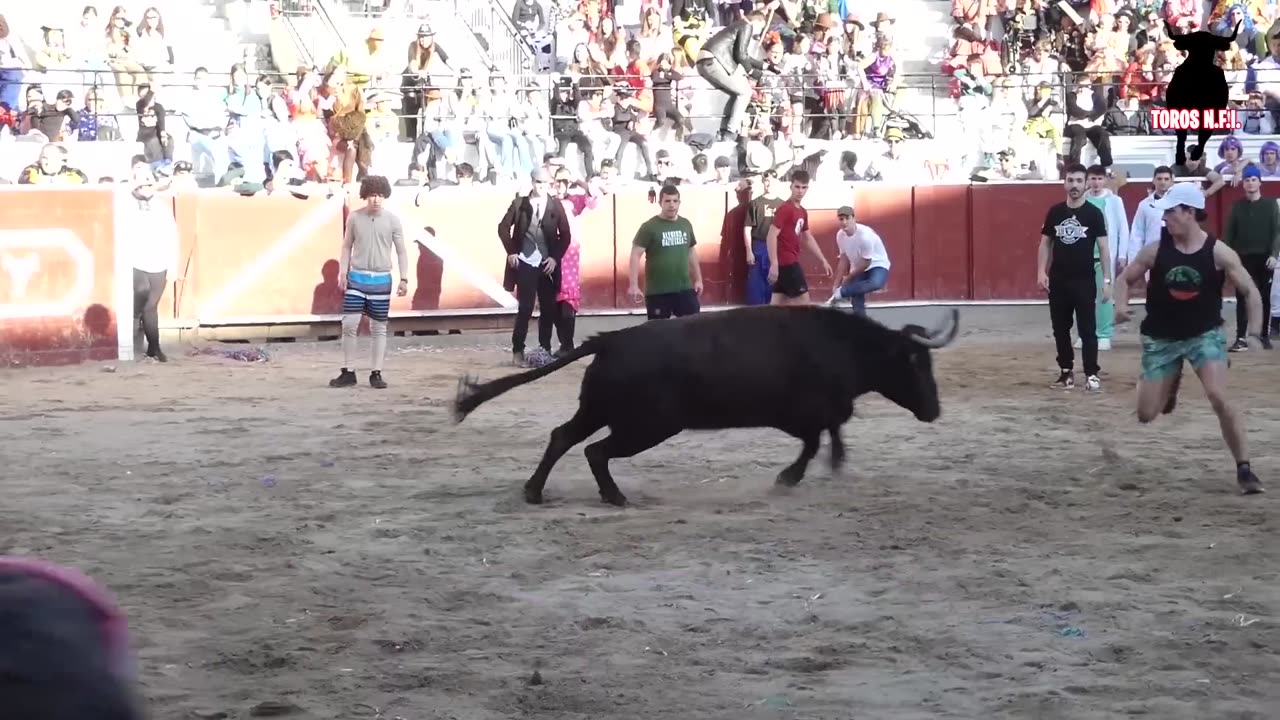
[277,0,363,68]
[8,69,1221,143]
[437,0,535,76]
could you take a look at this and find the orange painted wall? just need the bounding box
[0,188,121,366]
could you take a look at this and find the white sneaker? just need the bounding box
[826,292,842,306]
[1073,337,1111,350]
[1085,375,1101,392]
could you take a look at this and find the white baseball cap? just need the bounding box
[1151,181,1206,211]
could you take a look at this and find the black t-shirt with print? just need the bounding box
[1041,201,1107,280]
[746,196,782,245]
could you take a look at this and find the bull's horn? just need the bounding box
[1163,19,1175,37]
[1230,20,1241,40]
[909,308,960,349]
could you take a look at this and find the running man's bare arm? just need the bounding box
[766,225,780,269]
[1113,242,1158,320]
[1215,242,1264,337]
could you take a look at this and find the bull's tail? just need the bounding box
[452,338,604,423]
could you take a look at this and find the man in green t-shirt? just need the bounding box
[628,184,704,319]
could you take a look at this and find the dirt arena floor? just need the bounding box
[1,305,1278,719]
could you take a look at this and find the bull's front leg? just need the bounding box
[828,426,845,473]
[776,430,821,487]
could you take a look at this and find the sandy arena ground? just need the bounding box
[1,306,1278,719]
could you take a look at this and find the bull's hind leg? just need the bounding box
[583,426,681,507]
[1194,126,1213,163]
[777,430,821,487]
[1174,130,1188,166]
[525,409,606,505]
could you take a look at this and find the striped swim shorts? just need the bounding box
[343,269,393,322]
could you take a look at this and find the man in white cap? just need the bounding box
[1114,182,1266,495]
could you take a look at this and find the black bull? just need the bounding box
[452,306,960,506]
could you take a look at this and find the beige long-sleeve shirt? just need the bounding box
[341,206,408,280]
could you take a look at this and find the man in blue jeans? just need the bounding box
[827,205,890,315]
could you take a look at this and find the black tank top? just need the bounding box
[1141,232,1224,341]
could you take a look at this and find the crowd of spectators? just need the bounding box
[946,0,1280,176]
[5,0,1280,191]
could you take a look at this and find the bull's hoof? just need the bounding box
[776,468,804,487]
[523,486,545,505]
[600,491,629,507]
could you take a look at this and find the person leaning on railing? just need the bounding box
[550,78,595,174]
[399,22,452,142]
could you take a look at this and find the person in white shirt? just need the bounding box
[128,156,180,363]
[1073,164,1129,351]
[1128,165,1175,264]
[827,205,890,316]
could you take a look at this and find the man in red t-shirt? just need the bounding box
[766,169,831,305]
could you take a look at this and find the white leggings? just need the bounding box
[341,314,389,372]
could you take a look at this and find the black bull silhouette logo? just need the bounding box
[1163,20,1241,166]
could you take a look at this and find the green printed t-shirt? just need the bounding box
[634,215,697,296]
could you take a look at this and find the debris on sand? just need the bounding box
[190,346,272,363]
[527,669,543,686]
[745,695,792,709]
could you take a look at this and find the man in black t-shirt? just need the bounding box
[1038,163,1112,392]
[743,169,781,305]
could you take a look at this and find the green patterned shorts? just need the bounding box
[1140,326,1228,382]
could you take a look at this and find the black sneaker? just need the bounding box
[1229,338,1249,352]
[1238,466,1265,495]
[1262,335,1274,350]
[329,369,357,387]
[146,349,168,363]
[1051,369,1074,390]
[369,371,387,389]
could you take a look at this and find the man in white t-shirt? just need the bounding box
[826,205,891,316]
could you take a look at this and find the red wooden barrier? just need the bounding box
[3,179,1271,366]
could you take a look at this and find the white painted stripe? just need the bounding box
[408,225,519,309]
[198,198,344,321]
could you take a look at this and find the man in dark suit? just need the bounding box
[498,168,573,365]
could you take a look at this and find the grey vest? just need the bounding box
[521,200,548,258]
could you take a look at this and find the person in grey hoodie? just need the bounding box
[1073,165,1129,351]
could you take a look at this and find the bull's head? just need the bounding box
[1167,20,1239,56]
[875,308,959,422]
